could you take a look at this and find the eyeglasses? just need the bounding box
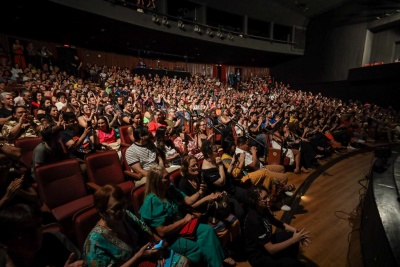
[199,124,206,126]
[259,193,269,202]
[107,203,127,216]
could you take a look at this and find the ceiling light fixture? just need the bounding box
[178,20,185,29]
[162,16,169,26]
[152,14,159,23]
[194,25,202,33]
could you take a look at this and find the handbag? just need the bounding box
[178,217,199,240]
[208,191,231,223]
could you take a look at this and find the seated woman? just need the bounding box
[154,126,181,166]
[36,98,52,116]
[244,185,311,267]
[127,111,143,143]
[179,155,240,266]
[139,165,225,267]
[78,104,97,129]
[92,116,121,155]
[84,184,186,266]
[194,119,214,153]
[173,125,203,159]
[201,140,247,221]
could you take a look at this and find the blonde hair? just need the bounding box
[145,165,167,197]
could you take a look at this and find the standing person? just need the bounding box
[139,165,225,267]
[71,55,83,78]
[26,42,38,67]
[244,185,311,267]
[39,45,52,68]
[12,39,26,69]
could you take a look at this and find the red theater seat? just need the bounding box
[35,159,94,237]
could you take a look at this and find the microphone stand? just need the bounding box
[197,114,223,135]
[180,105,197,133]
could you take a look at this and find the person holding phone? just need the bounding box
[84,184,189,266]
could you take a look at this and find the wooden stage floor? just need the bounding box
[236,146,378,267]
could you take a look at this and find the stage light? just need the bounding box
[227,33,233,40]
[178,20,185,29]
[152,14,159,23]
[206,28,213,36]
[216,30,223,38]
[194,25,202,33]
[162,16,169,26]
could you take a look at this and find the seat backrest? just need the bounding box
[72,205,100,250]
[118,125,132,146]
[121,147,131,171]
[131,184,146,217]
[85,150,125,186]
[169,169,182,186]
[14,136,42,170]
[35,159,88,209]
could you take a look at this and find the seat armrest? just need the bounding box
[87,182,101,191]
[120,142,131,148]
[124,170,143,181]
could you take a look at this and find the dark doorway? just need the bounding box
[57,46,77,73]
[217,65,222,81]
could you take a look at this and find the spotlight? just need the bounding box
[227,33,233,40]
[216,30,223,38]
[194,25,202,33]
[206,28,213,36]
[178,20,185,29]
[162,16,169,26]
[152,14,159,23]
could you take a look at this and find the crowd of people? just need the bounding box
[1,53,400,266]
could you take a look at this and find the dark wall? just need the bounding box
[271,11,368,84]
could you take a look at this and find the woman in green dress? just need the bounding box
[139,165,225,267]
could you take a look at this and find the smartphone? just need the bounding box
[87,120,92,127]
[147,240,164,250]
[153,240,164,249]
